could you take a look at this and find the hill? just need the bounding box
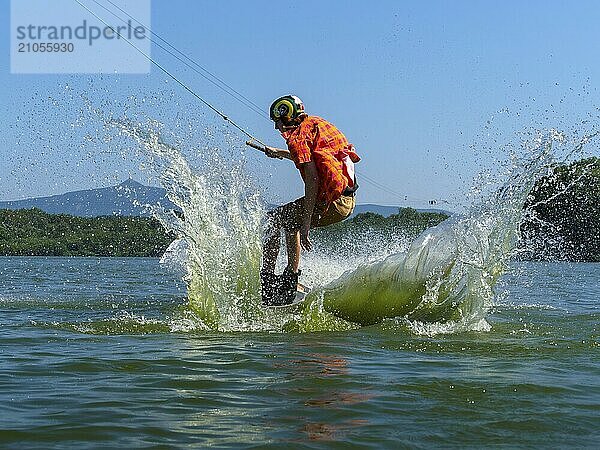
[0,179,178,217]
[0,181,445,219]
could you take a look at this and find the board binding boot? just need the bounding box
[260,271,283,306]
[260,268,304,307]
[278,267,301,305]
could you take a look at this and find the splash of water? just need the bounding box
[308,130,564,334]
[112,119,272,331]
[114,118,591,335]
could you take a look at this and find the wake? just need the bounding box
[115,120,593,334]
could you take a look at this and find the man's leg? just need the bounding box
[261,210,283,305]
[261,199,302,305]
[284,230,301,273]
[269,198,303,274]
[262,230,280,274]
[278,196,355,301]
[262,203,289,274]
[280,198,314,300]
[262,199,303,304]
[278,229,301,302]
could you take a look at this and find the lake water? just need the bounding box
[0,257,598,448]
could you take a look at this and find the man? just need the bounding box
[260,95,360,306]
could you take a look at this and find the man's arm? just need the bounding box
[264,146,293,161]
[299,160,319,252]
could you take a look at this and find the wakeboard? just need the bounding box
[266,282,311,311]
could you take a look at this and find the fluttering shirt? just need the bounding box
[282,116,360,205]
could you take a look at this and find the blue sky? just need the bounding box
[1,0,599,208]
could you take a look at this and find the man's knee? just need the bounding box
[267,201,302,236]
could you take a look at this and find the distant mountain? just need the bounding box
[0,181,451,219]
[350,203,452,218]
[0,179,178,217]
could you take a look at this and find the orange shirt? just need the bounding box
[282,116,356,205]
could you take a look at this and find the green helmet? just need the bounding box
[269,95,305,122]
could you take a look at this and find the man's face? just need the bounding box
[275,117,295,132]
[275,118,285,132]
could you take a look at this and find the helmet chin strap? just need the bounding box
[281,114,306,130]
[281,123,300,131]
[275,117,302,131]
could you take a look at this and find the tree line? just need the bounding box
[0,208,174,257]
[520,156,600,262]
[1,156,598,261]
[0,206,449,258]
